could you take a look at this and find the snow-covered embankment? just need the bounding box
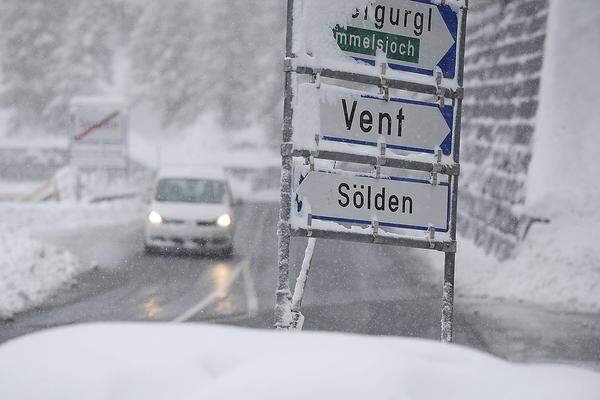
[0,201,143,319]
[447,0,600,312]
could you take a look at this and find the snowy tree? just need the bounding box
[0,0,71,134]
[210,0,285,133]
[0,0,285,139]
[0,0,133,135]
[130,0,285,137]
[129,0,213,128]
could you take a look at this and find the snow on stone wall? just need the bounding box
[459,0,549,259]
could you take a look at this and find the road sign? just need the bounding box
[74,111,122,143]
[275,0,468,339]
[70,100,127,146]
[293,167,449,233]
[333,0,458,78]
[296,83,454,156]
[69,97,129,170]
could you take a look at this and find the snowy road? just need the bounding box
[0,202,599,370]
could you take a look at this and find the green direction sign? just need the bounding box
[334,25,420,64]
[333,0,459,78]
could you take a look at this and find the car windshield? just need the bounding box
[155,178,227,204]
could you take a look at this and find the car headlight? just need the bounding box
[148,211,163,225]
[216,214,232,228]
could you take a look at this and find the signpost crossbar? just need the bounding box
[294,65,460,99]
[293,228,456,252]
[293,149,460,176]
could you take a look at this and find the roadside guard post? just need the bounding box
[275,0,468,343]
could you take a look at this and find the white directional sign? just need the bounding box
[293,167,449,233]
[296,84,453,156]
[333,0,458,78]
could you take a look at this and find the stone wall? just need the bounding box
[459,0,549,259]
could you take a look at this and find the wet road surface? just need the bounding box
[1,202,599,370]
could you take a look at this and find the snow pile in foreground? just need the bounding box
[0,227,77,319]
[0,201,142,319]
[0,323,598,400]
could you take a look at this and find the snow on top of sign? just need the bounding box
[294,0,365,61]
[294,0,460,89]
[431,0,466,13]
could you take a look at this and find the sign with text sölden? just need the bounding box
[292,166,449,233]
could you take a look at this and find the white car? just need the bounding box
[144,167,235,256]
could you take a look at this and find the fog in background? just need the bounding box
[0,0,285,141]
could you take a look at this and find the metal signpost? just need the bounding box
[276,0,468,343]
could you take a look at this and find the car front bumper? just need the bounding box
[145,222,233,250]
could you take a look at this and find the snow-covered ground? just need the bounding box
[427,0,600,314]
[439,227,600,313]
[0,200,144,319]
[0,323,598,400]
[0,181,41,201]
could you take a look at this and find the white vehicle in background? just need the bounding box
[144,167,235,256]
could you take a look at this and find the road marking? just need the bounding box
[172,258,248,323]
[242,260,259,318]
